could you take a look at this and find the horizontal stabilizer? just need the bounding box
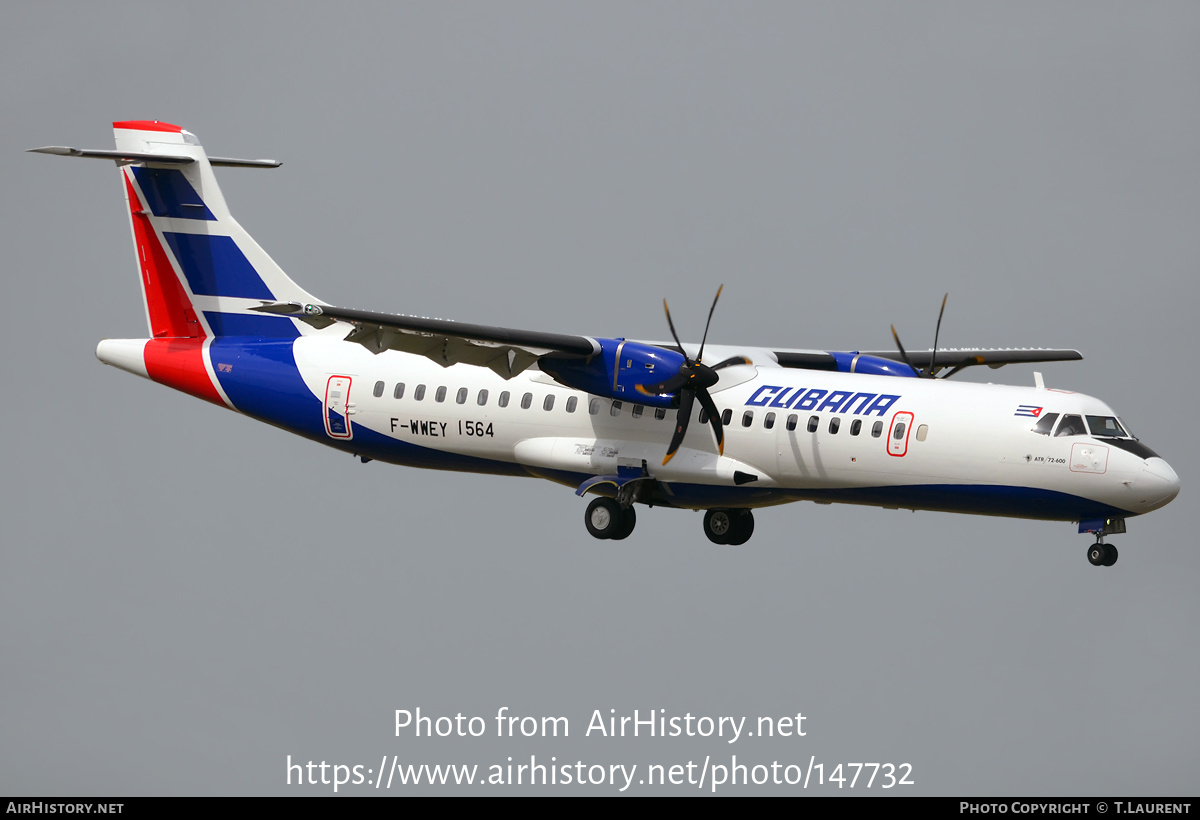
[27,146,280,168]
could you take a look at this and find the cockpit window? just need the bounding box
[1054,414,1087,437]
[1086,415,1129,438]
[1031,413,1059,436]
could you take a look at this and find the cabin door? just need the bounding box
[324,375,354,440]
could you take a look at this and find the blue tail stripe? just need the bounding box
[164,233,275,300]
[130,167,215,221]
[203,312,300,339]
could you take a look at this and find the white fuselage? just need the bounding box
[287,336,1178,520]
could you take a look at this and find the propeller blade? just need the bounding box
[635,373,688,396]
[663,299,686,359]
[710,355,752,371]
[929,293,948,377]
[890,324,923,377]
[663,389,696,465]
[697,284,723,363]
[695,388,725,455]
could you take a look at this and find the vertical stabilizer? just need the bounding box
[112,120,319,340]
[31,121,331,408]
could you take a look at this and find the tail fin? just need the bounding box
[32,120,320,339]
[30,121,330,407]
[110,120,319,339]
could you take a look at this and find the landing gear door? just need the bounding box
[888,411,914,457]
[324,375,354,440]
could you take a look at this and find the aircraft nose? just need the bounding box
[1140,457,1180,510]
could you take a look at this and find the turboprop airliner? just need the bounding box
[30,122,1180,566]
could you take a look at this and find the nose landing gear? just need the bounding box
[1087,539,1118,567]
[1079,517,1124,567]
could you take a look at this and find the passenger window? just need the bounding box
[435,386,447,403]
[498,391,510,408]
[1055,415,1086,437]
[764,412,775,430]
[610,401,622,417]
[566,396,578,413]
[393,383,405,400]
[373,380,384,398]
[1031,413,1059,436]
[521,392,533,410]
[829,418,840,434]
[742,411,754,428]
[589,398,601,415]
[850,419,861,436]
[872,421,883,438]
[543,395,554,411]
[807,415,819,433]
[415,384,426,401]
[654,408,666,420]
[893,422,906,440]
[477,389,488,406]
[722,409,732,425]
[786,414,798,432]
[632,404,644,419]
[916,424,928,442]
[456,387,468,405]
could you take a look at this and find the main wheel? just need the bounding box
[1102,543,1118,567]
[704,509,735,544]
[1087,544,1107,566]
[585,498,623,539]
[611,506,637,540]
[726,510,755,546]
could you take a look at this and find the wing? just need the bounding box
[636,342,1082,378]
[851,347,1083,377]
[253,301,600,379]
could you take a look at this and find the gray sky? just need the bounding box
[3,2,1198,795]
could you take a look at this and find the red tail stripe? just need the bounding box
[124,172,201,339]
[143,339,225,407]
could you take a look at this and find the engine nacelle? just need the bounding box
[539,339,684,407]
[829,351,917,377]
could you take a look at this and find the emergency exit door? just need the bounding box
[887,411,914,457]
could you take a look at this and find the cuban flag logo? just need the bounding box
[1015,405,1043,418]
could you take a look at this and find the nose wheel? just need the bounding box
[1087,540,1118,567]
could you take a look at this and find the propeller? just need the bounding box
[637,285,752,465]
[890,293,950,379]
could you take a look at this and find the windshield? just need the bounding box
[1086,415,1129,438]
[1055,415,1087,437]
[1031,413,1059,435]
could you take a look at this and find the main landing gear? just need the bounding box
[585,497,637,540]
[1087,539,1119,567]
[703,508,755,546]
[582,500,757,545]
